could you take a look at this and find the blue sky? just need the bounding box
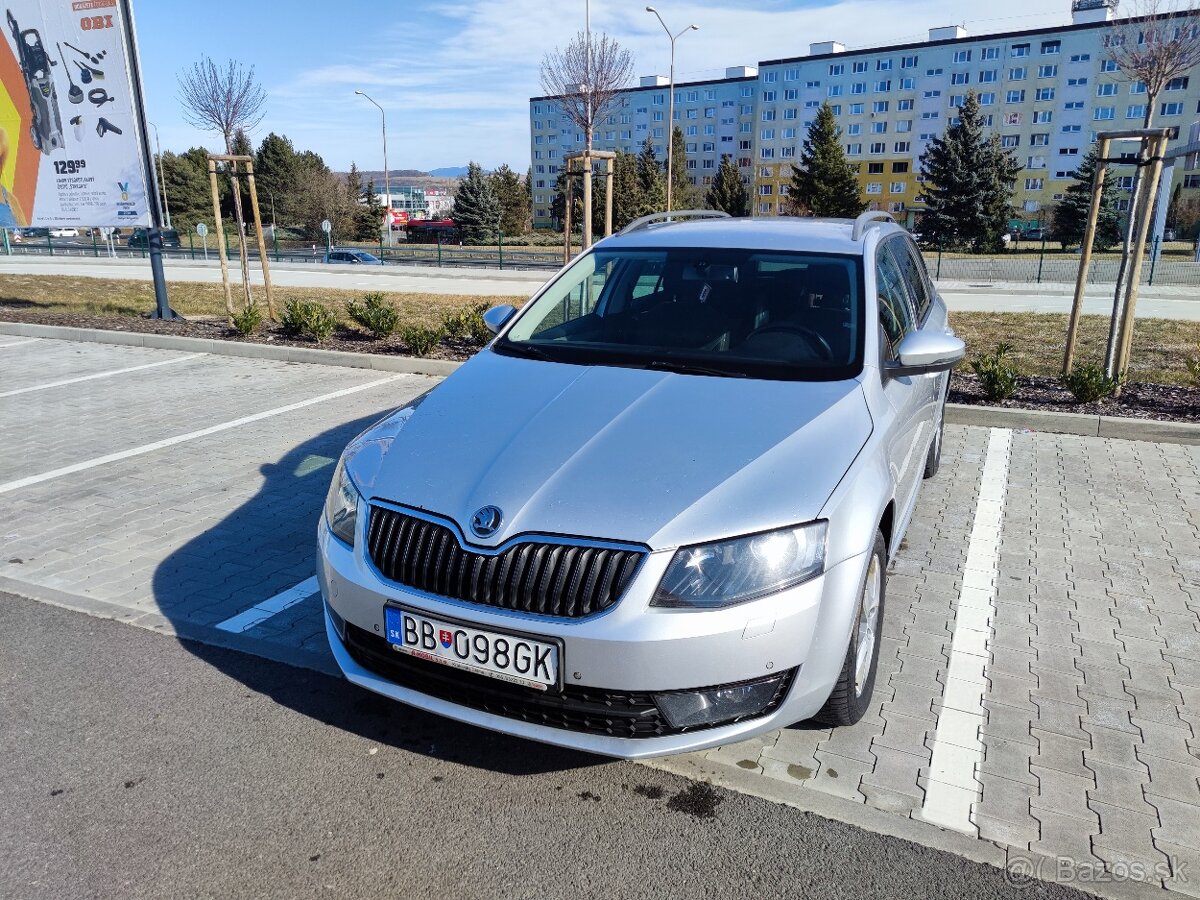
[137,0,1074,174]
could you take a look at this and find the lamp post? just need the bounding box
[354,90,392,245]
[150,122,171,228]
[646,6,698,213]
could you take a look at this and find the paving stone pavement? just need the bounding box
[4,338,1200,896]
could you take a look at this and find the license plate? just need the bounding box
[384,606,560,692]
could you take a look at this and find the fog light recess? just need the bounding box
[654,672,792,730]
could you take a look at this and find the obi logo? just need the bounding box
[118,182,129,201]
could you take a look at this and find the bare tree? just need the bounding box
[178,57,267,308]
[1106,0,1200,128]
[540,31,634,247]
[178,57,267,150]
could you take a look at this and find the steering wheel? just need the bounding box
[745,323,835,361]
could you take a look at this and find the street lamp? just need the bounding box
[646,6,698,213]
[150,122,171,228]
[354,90,392,245]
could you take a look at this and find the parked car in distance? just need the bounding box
[21,227,49,238]
[318,210,965,758]
[127,228,182,249]
[325,249,384,265]
[1022,228,1045,241]
[49,227,79,238]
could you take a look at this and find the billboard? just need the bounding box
[0,0,149,228]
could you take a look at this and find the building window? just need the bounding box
[980,92,996,105]
[1041,40,1060,55]
[1058,147,1079,155]
[1025,177,1045,190]
[780,147,795,158]
[1093,107,1116,120]
[804,80,819,90]
[852,82,866,94]
[926,67,944,76]
[1061,124,1081,133]
[1031,133,1050,146]
[1011,43,1030,58]
[874,79,891,92]
[890,181,906,193]
[686,109,697,119]
[872,121,888,133]
[763,71,778,83]
[1027,155,1047,169]
[847,123,862,135]
[979,69,997,83]
[1069,53,1090,62]
[896,119,913,132]
[921,111,940,120]
[923,90,942,99]
[849,103,864,114]
[759,184,773,195]
[760,147,775,158]
[1064,100,1084,110]
[760,128,774,140]
[867,162,885,174]
[1161,101,1184,116]
[901,54,918,68]
[828,84,843,97]
[1035,88,1055,101]
[1001,135,1020,148]
[950,94,965,108]
[892,161,910,173]
[1097,83,1119,97]
[784,68,800,81]
[1008,67,1027,80]
[981,46,1000,60]
[830,63,844,76]
[1130,81,1147,94]
[853,60,868,73]
[894,141,911,152]
[801,102,817,111]
[740,86,753,97]
[953,50,972,63]
[897,98,914,111]
[1067,77,1088,87]
[873,100,889,113]
[869,141,886,153]
[866,182,883,194]
[1006,90,1025,103]
[763,90,777,102]
[1038,64,1058,78]
[900,77,915,90]
[762,109,776,121]
[951,72,969,85]
[1127,104,1147,119]
[889,201,905,213]
[847,143,862,155]
[1166,76,1189,91]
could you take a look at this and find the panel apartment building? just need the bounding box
[528,0,1200,230]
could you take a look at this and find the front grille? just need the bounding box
[343,622,797,739]
[366,506,644,618]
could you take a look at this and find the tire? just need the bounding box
[923,408,944,479]
[816,530,886,727]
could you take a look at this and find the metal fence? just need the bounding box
[4,231,1199,286]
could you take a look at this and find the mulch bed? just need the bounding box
[0,307,483,363]
[950,372,1200,423]
[4,306,1198,424]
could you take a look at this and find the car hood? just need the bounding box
[347,350,871,551]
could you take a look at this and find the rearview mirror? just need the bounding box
[482,304,517,335]
[884,329,966,378]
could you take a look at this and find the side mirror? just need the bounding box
[884,329,966,378]
[482,304,517,335]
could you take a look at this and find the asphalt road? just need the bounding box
[1,255,1196,319]
[0,593,1089,900]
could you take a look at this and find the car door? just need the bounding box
[875,237,926,523]
[892,236,947,428]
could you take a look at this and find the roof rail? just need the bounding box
[851,211,896,241]
[618,209,730,236]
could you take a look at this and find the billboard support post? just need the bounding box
[119,0,176,319]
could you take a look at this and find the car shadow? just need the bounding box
[152,413,604,777]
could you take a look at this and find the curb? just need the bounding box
[5,319,1199,445]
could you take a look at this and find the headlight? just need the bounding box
[651,522,827,609]
[324,458,361,546]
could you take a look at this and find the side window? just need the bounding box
[875,242,916,357]
[895,239,932,322]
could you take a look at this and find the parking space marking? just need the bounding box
[0,373,408,496]
[0,338,40,349]
[0,353,205,398]
[918,426,1012,835]
[214,576,320,633]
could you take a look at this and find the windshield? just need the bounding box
[496,247,863,380]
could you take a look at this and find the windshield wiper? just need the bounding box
[642,360,748,378]
[494,341,554,361]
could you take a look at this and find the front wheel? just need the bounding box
[923,408,945,479]
[815,530,886,727]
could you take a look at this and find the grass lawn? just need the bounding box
[2,274,1198,387]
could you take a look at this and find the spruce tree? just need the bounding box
[788,103,866,218]
[918,91,1021,252]
[489,164,529,236]
[636,137,665,215]
[452,162,502,245]
[611,150,643,230]
[1049,148,1122,251]
[705,154,749,217]
[670,126,702,209]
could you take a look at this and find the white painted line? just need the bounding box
[0,373,407,495]
[918,427,1013,835]
[0,353,204,398]
[0,338,40,349]
[215,576,320,633]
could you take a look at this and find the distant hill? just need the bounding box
[428,166,471,178]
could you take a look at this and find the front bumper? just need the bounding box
[319,517,868,759]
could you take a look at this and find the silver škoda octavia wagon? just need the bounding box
[318,211,964,758]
